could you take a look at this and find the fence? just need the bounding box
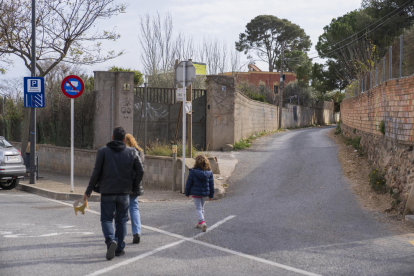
[0,91,95,149]
[133,87,207,150]
[134,87,206,104]
[345,31,414,98]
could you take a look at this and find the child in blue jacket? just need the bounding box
[185,154,214,232]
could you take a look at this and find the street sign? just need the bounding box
[176,88,185,101]
[24,77,45,108]
[193,62,207,75]
[61,75,84,99]
[61,75,84,192]
[175,61,196,88]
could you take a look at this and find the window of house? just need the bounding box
[259,85,265,94]
[274,86,279,94]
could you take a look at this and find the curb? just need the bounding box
[16,183,101,202]
[405,215,414,224]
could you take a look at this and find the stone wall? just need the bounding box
[340,75,414,212]
[206,75,336,150]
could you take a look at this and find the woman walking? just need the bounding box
[125,134,144,243]
[185,154,215,232]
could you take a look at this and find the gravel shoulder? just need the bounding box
[328,128,414,233]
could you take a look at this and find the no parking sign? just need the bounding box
[61,75,84,99]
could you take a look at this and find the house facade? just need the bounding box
[221,64,297,94]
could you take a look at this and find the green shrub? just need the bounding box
[369,169,387,193]
[353,128,356,134]
[335,121,341,135]
[379,120,385,135]
[233,139,252,150]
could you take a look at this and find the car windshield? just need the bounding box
[0,139,13,149]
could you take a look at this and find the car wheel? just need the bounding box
[0,179,19,190]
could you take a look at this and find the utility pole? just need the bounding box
[278,42,285,129]
[30,0,37,184]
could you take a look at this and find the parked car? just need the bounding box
[0,137,26,190]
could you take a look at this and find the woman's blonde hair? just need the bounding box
[125,134,144,152]
[193,154,211,171]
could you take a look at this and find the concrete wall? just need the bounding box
[340,75,414,213]
[234,92,279,141]
[11,142,198,191]
[11,142,95,177]
[206,75,336,150]
[93,71,135,149]
[282,102,335,128]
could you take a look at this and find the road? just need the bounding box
[1,126,414,276]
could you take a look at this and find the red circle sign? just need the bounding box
[61,75,85,99]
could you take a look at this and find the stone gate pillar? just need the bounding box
[93,71,134,149]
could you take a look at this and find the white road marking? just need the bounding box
[86,216,235,276]
[23,194,321,276]
[39,233,60,237]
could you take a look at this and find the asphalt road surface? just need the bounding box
[1,126,414,276]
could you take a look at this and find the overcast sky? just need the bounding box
[3,0,362,79]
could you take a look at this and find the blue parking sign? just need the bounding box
[24,77,45,108]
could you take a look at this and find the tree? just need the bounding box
[316,1,414,90]
[108,66,144,87]
[236,15,311,72]
[0,0,126,157]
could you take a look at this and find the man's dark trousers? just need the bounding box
[101,195,129,252]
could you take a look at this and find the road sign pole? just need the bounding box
[30,0,37,184]
[182,61,186,194]
[70,98,74,192]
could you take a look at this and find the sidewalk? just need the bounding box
[18,171,189,203]
[17,151,239,202]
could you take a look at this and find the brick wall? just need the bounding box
[340,75,414,212]
[341,76,414,142]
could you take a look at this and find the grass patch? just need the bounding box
[233,139,252,150]
[368,169,387,193]
[146,141,198,158]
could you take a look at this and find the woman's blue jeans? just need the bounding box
[129,195,141,235]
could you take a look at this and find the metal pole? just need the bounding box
[278,42,285,129]
[29,0,36,184]
[144,81,147,154]
[383,57,385,82]
[389,46,392,80]
[400,35,403,78]
[110,87,113,140]
[172,145,177,191]
[187,80,192,158]
[70,98,74,192]
[182,61,186,194]
[2,97,4,137]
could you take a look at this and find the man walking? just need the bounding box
[84,127,144,260]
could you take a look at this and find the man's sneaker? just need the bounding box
[115,250,125,257]
[201,222,207,232]
[133,233,140,244]
[106,241,117,260]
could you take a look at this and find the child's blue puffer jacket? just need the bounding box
[185,168,214,198]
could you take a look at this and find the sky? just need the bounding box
[2,0,362,79]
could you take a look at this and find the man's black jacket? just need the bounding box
[85,140,144,196]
